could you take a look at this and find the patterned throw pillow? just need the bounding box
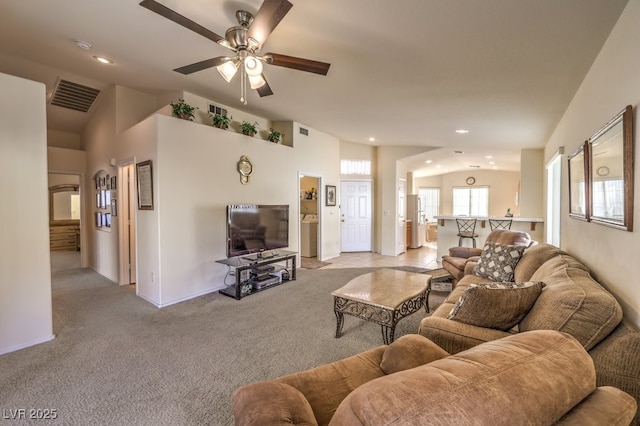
[447,281,546,330]
[473,242,526,282]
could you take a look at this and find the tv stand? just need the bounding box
[216,250,297,300]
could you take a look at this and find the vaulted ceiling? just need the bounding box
[0,0,629,175]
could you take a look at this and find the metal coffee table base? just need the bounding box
[333,292,427,344]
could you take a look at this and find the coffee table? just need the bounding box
[332,269,430,344]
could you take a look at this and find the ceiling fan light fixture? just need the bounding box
[248,74,266,89]
[217,59,238,82]
[244,56,263,76]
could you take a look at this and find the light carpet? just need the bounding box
[0,263,446,425]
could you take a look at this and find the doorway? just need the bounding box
[340,180,372,252]
[299,175,320,260]
[118,162,137,287]
[48,173,82,270]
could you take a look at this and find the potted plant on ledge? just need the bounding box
[240,121,258,137]
[211,113,231,129]
[170,99,197,121]
[267,128,284,143]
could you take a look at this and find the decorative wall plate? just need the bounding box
[237,155,253,184]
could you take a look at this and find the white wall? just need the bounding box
[544,0,640,326]
[0,73,54,355]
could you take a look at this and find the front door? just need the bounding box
[340,180,372,252]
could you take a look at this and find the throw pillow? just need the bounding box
[447,281,545,331]
[474,242,526,282]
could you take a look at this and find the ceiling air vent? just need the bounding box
[50,79,101,113]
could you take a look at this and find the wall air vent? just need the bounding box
[50,79,101,113]
[208,103,228,116]
[299,127,309,136]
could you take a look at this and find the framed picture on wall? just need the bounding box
[136,160,154,210]
[326,185,336,206]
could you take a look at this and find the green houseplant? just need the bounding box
[170,99,197,121]
[240,121,258,137]
[211,113,231,129]
[267,128,284,143]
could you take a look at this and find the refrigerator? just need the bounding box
[407,194,426,248]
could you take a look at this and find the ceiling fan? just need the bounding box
[139,0,331,104]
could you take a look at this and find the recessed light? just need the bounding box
[488,161,496,165]
[93,56,113,64]
[492,166,498,170]
[425,160,432,164]
[368,137,375,142]
[485,155,493,159]
[455,129,469,134]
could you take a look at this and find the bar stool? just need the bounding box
[456,218,478,247]
[489,218,513,230]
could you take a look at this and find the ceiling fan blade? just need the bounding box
[139,0,225,44]
[247,0,293,47]
[264,53,331,75]
[174,57,230,75]
[257,76,274,97]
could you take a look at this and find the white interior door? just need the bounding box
[546,153,562,246]
[397,178,406,255]
[118,163,136,285]
[340,180,372,252]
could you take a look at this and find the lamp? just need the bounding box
[217,59,238,83]
[217,53,265,104]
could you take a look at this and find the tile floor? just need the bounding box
[322,242,440,270]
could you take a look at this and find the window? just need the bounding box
[340,159,371,175]
[452,186,489,216]
[592,179,624,219]
[418,188,440,222]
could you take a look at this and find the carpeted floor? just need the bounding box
[0,261,447,425]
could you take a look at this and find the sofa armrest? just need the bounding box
[555,386,637,426]
[448,246,483,258]
[464,260,479,276]
[233,382,318,426]
[380,334,449,374]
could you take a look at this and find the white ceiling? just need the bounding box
[0,0,629,176]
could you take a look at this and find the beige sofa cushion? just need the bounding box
[520,257,623,350]
[331,331,599,425]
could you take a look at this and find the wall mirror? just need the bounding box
[568,142,589,220]
[589,105,633,231]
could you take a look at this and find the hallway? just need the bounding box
[322,242,439,270]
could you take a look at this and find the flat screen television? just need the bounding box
[226,204,290,258]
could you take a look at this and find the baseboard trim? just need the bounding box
[0,334,55,356]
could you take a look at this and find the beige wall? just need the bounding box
[544,0,640,326]
[519,149,544,217]
[114,107,340,307]
[415,170,520,217]
[0,72,54,354]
